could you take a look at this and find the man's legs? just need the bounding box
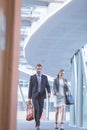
[32,96,44,129]
[38,97,44,118]
[32,98,40,127]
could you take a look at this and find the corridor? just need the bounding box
[17,119,86,130]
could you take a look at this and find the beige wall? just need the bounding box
[0,0,21,130]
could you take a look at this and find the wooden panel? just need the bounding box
[0,0,21,130]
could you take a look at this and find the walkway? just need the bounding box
[17,111,86,130]
[17,119,86,130]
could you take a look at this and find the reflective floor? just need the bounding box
[17,119,86,130]
[17,111,86,130]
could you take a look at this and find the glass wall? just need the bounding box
[70,45,87,129]
[83,85,87,124]
[82,45,87,127]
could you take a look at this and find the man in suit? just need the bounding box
[28,64,51,130]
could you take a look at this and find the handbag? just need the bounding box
[26,102,34,121]
[65,89,74,105]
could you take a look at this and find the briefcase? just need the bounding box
[26,102,34,121]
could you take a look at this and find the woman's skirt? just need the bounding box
[54,95,65,107]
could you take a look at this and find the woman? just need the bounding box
[53,69,68,130]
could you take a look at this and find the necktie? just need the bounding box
[37,74,41,92]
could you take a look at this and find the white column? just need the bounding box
[70,55,77,126]
[82,48,87,92]
[77,50,83,127]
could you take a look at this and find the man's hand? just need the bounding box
[28,99,32,104]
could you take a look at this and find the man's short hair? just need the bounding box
[36,64,42,68]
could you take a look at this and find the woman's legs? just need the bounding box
[60,105,65,129]
[55,107,59,129]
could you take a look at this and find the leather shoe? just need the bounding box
[36,126,40,130]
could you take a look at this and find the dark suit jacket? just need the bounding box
[28,74,51,99]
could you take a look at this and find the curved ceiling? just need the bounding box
[24,0,87,80]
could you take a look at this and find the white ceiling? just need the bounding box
[19,0,87,81]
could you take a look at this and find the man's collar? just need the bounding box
[36,73,42,76]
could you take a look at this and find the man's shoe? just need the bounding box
[37,128,40,130]
[36,126,40,130]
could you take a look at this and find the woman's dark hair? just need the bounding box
[57,69,64,77]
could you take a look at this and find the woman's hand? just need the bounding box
[48,93,51,98]
[56,93,60,96]
[64,81,67,86]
